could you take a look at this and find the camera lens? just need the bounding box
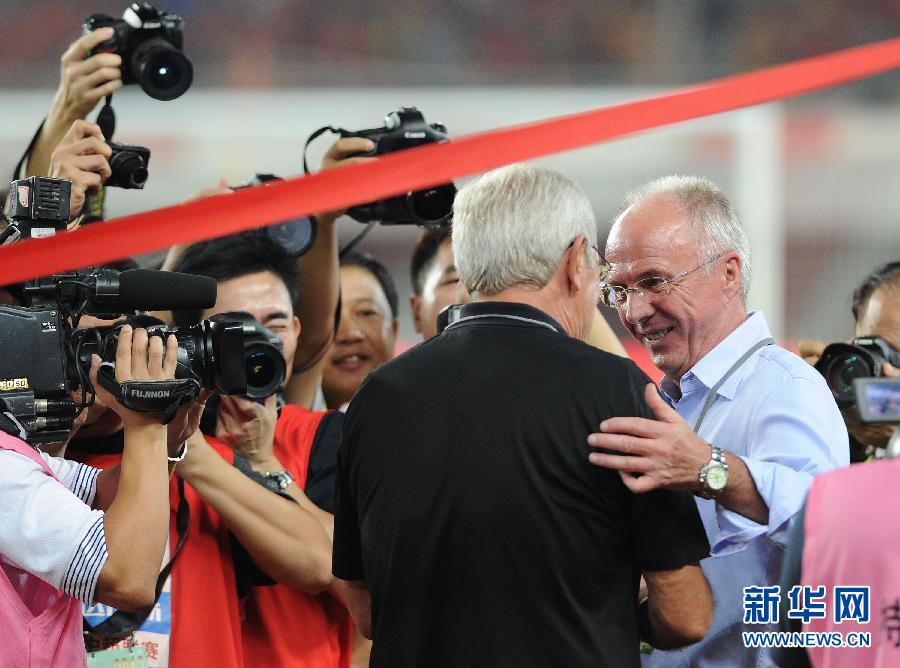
[109,152,148,189]
[825,353,872,407]
[243,344,286,400]
[265,218,317,256]
[133,38,193,101]
[409,184,455,225]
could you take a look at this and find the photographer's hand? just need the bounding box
[215,394,280,472]
[88,325,179,429]
[798,339,826,366]
[316,137,376,223]
[91,326,179,611]
[281,140,373,408]
[25,28,123,179]
[48,120,112,219]
[165,388,213,459]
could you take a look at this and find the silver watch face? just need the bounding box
[268,471,294,490]
[706,464,728,491]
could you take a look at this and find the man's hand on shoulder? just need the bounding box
[586,383,709,493]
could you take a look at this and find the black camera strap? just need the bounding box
[83,478,190,644]
[80,95,117,224]
[96,95,116,142]
[302,124,379,257]
[301,125,341,176]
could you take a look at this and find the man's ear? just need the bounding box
[564,235,588,295]
[292,315,302,339]
[410,294,423,334]
[722,253,742,298]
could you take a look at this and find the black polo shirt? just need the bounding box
[333,301,710,668]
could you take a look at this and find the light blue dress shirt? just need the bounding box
[642,311,848,668]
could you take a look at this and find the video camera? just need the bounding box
[305,107,456,228]
[815,336,900,409]
[84,2,193,101]
[0,174,283,443]
[0,266,232,444]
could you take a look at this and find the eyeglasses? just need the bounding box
[598,252,725,308]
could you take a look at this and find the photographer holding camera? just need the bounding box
[778,260,900,667]
[799,260,900,460]
[16,3,190,224]
[0,326,198,667]
[19,27,122,181]
[47,119,113,220]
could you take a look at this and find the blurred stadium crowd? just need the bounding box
[4,0,900,92]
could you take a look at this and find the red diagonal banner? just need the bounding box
[2,37,899,285]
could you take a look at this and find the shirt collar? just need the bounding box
[679,311,772,400]
[456,301,566,334]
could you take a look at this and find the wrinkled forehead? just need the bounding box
[605,196,697,280]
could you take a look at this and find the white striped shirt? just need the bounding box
[0,450,108,604]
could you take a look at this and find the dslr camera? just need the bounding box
[1,176,71,246]
[108,141,151,189]
[84,2,193,101]
[815,336,900,409]
[309,107,456,227]
[197,311,286,402]
[230,174,317,256]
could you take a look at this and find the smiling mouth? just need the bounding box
[332,353,369,370]
[641,326,674,344]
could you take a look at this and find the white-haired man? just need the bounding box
[332,164,713,667]
[588,175,849,666]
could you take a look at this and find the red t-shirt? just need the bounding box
[240,404,353,668]
[70,441,245,668]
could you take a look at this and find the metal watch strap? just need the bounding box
[265,470,295,492]
[697,444,728,499]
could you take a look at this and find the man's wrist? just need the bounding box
[696,443,729,499]
[167,440,188,463]
[248,457,284,475]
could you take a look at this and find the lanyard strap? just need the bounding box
[443,313,560,334]
[694,337,774,433]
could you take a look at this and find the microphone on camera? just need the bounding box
[115,270,217,310]
[23,268,217,314]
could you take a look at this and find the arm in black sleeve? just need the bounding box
[305,411,343,513]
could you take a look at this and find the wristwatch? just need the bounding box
[697,445,729,499]
[265,470,295,492]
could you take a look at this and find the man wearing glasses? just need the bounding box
[332,165,714,667]
[588,175,848,667]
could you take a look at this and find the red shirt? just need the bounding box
[240,404,353,668]
[70,441,245,668]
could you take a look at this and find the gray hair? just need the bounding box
[452,164,598,296]
[622,175,752,300]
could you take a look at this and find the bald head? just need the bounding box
[603,177,749,381]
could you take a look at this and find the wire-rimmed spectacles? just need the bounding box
[598,252,725,308]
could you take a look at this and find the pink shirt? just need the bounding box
[0,431,88,668]
[802,459,900,667]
